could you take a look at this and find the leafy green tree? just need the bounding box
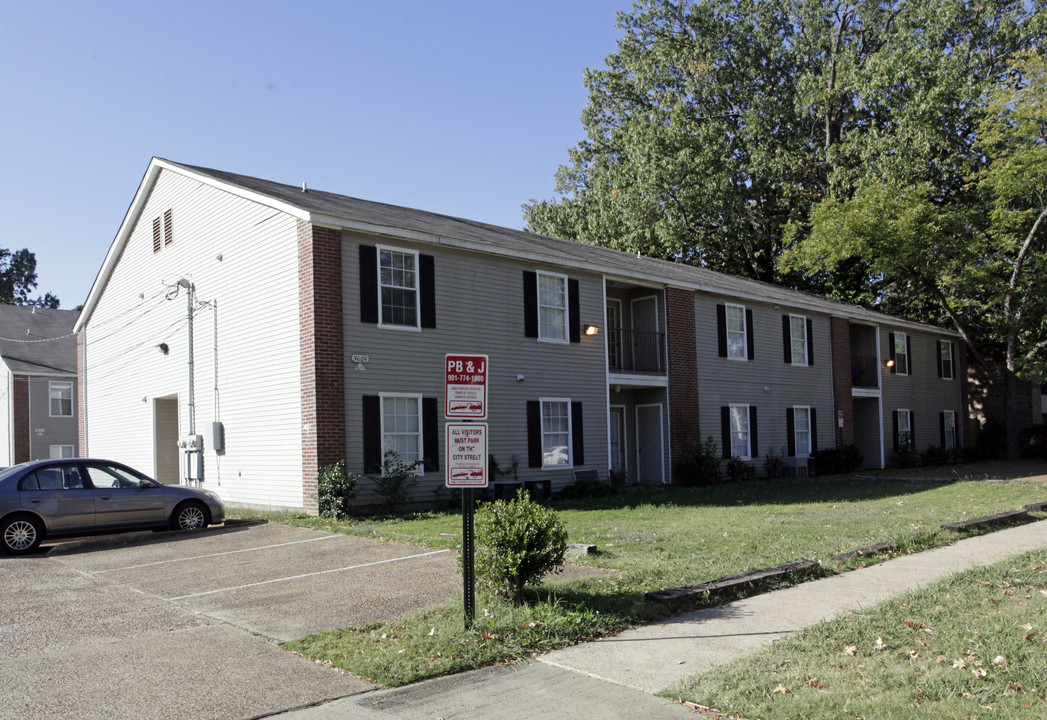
[0,248,59,308]
[524,0,1041,295]
[786,50,1047,457]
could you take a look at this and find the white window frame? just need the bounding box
[379,393,424,474]
[729,403,751,459]
[725,304,747,360]
[49,381,73,417]
[537,271,569,343]
[49,444,74,459]
[939,341,954,380]
[943,410,957,449]
[377,245,421,331]
[789,315,809,366]
[540,397,573,468]
[898,408,913,448]
[893,333,909,376]
[793,406,812,457]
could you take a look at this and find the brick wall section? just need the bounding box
[830,316,854,446]
[666,287,699,481]
[77,329,86,456]
[12,375,29,464]
[298,220,345,514]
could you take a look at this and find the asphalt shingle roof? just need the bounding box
[0,305,79,375]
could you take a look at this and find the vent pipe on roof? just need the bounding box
[302,182,307,193]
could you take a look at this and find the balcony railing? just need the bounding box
[851,355,880,388]
[608,328,666,374]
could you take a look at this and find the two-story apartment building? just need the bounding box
[0,305,79,465]
[73,158,965,512]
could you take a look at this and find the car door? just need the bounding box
[19,464,96,532]
[83,462,167,529]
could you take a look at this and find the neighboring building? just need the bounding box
[0,305,79,465]
[74,158,966,512]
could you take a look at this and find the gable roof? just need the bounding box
[0,305,79,375]
[75,157,956,337]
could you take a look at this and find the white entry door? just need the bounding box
[635,404,664,484]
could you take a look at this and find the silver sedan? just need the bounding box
[0,458,225,555]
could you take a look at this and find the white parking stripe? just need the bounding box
[94,533,343,573]
[165,549,451,600]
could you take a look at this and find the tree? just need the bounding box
[524,0,1041,294]
[786,50,1047,457]
[0,248,59,308]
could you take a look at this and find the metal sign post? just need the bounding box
[445,355,490,630]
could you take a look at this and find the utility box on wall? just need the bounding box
[207,422,225,452]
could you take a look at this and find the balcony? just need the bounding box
[851,356,880,389]
[608,328,666,374]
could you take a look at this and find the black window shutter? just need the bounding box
[906,336,913,375]
[422,397,439,471]
[526,401,541,467]
[362,395,381,473]
[810,408,818,453]
[720,406,731,458]
[749,406,758,458]
[571,401,584,465]
[782,315,792,364]
[359,245,378,324]
[936,341,943,378]
[716,305,727,357]
[939,411,946,449]
[888,333,897,374]
[806,318,815,366]
[746,309,755,360]
[786,408,796,456]
[420,254,436,329]
[892,410,900,451]
[568,279,580,343]
[523,271,538,338]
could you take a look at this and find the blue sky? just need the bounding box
[1,1,626,308]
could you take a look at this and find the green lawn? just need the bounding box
[235,472,1047,688]
[663,548,1047,719]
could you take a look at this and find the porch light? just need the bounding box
[885,358,895,369]
[584,324,599,336]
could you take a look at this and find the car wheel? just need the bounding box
[2,515,42,555]
[171,501,209,532]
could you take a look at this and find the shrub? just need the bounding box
[726,456,755,482]
[317,460,359,519]
[812,445,863,476]
[473,489,568,604]
[921,445,951,467]
[373,451,421,513]
[888,437,920,469]
[557,476,615,500]
[608,467,628,493]
[763,453,785,480]
[674,436,723,486]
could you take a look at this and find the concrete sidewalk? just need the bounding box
[271,520,1047,719]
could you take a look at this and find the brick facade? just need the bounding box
[298,220,345,514]
[12,375,29,464]
[666,287,698,479]
[77,329,86,457]
[829,316,854,446]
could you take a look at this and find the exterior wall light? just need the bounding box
[584,324,599,336]
[885,358,895,369]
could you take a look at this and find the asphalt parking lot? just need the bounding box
[1,521,463,720]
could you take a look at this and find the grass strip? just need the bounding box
[662,548,1047,720]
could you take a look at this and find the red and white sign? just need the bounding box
[445,354,488,419]
[445,423,488,488]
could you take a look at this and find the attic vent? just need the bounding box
[163,209,173,246]
[152,218,162,253]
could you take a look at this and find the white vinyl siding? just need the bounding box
[82,168,304,508]
[541,399,572,467]
[729,404,751,459]
[537,272,568,342]
[378,246,419,328]
[726,304,747,359]
[790,315,808,366]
